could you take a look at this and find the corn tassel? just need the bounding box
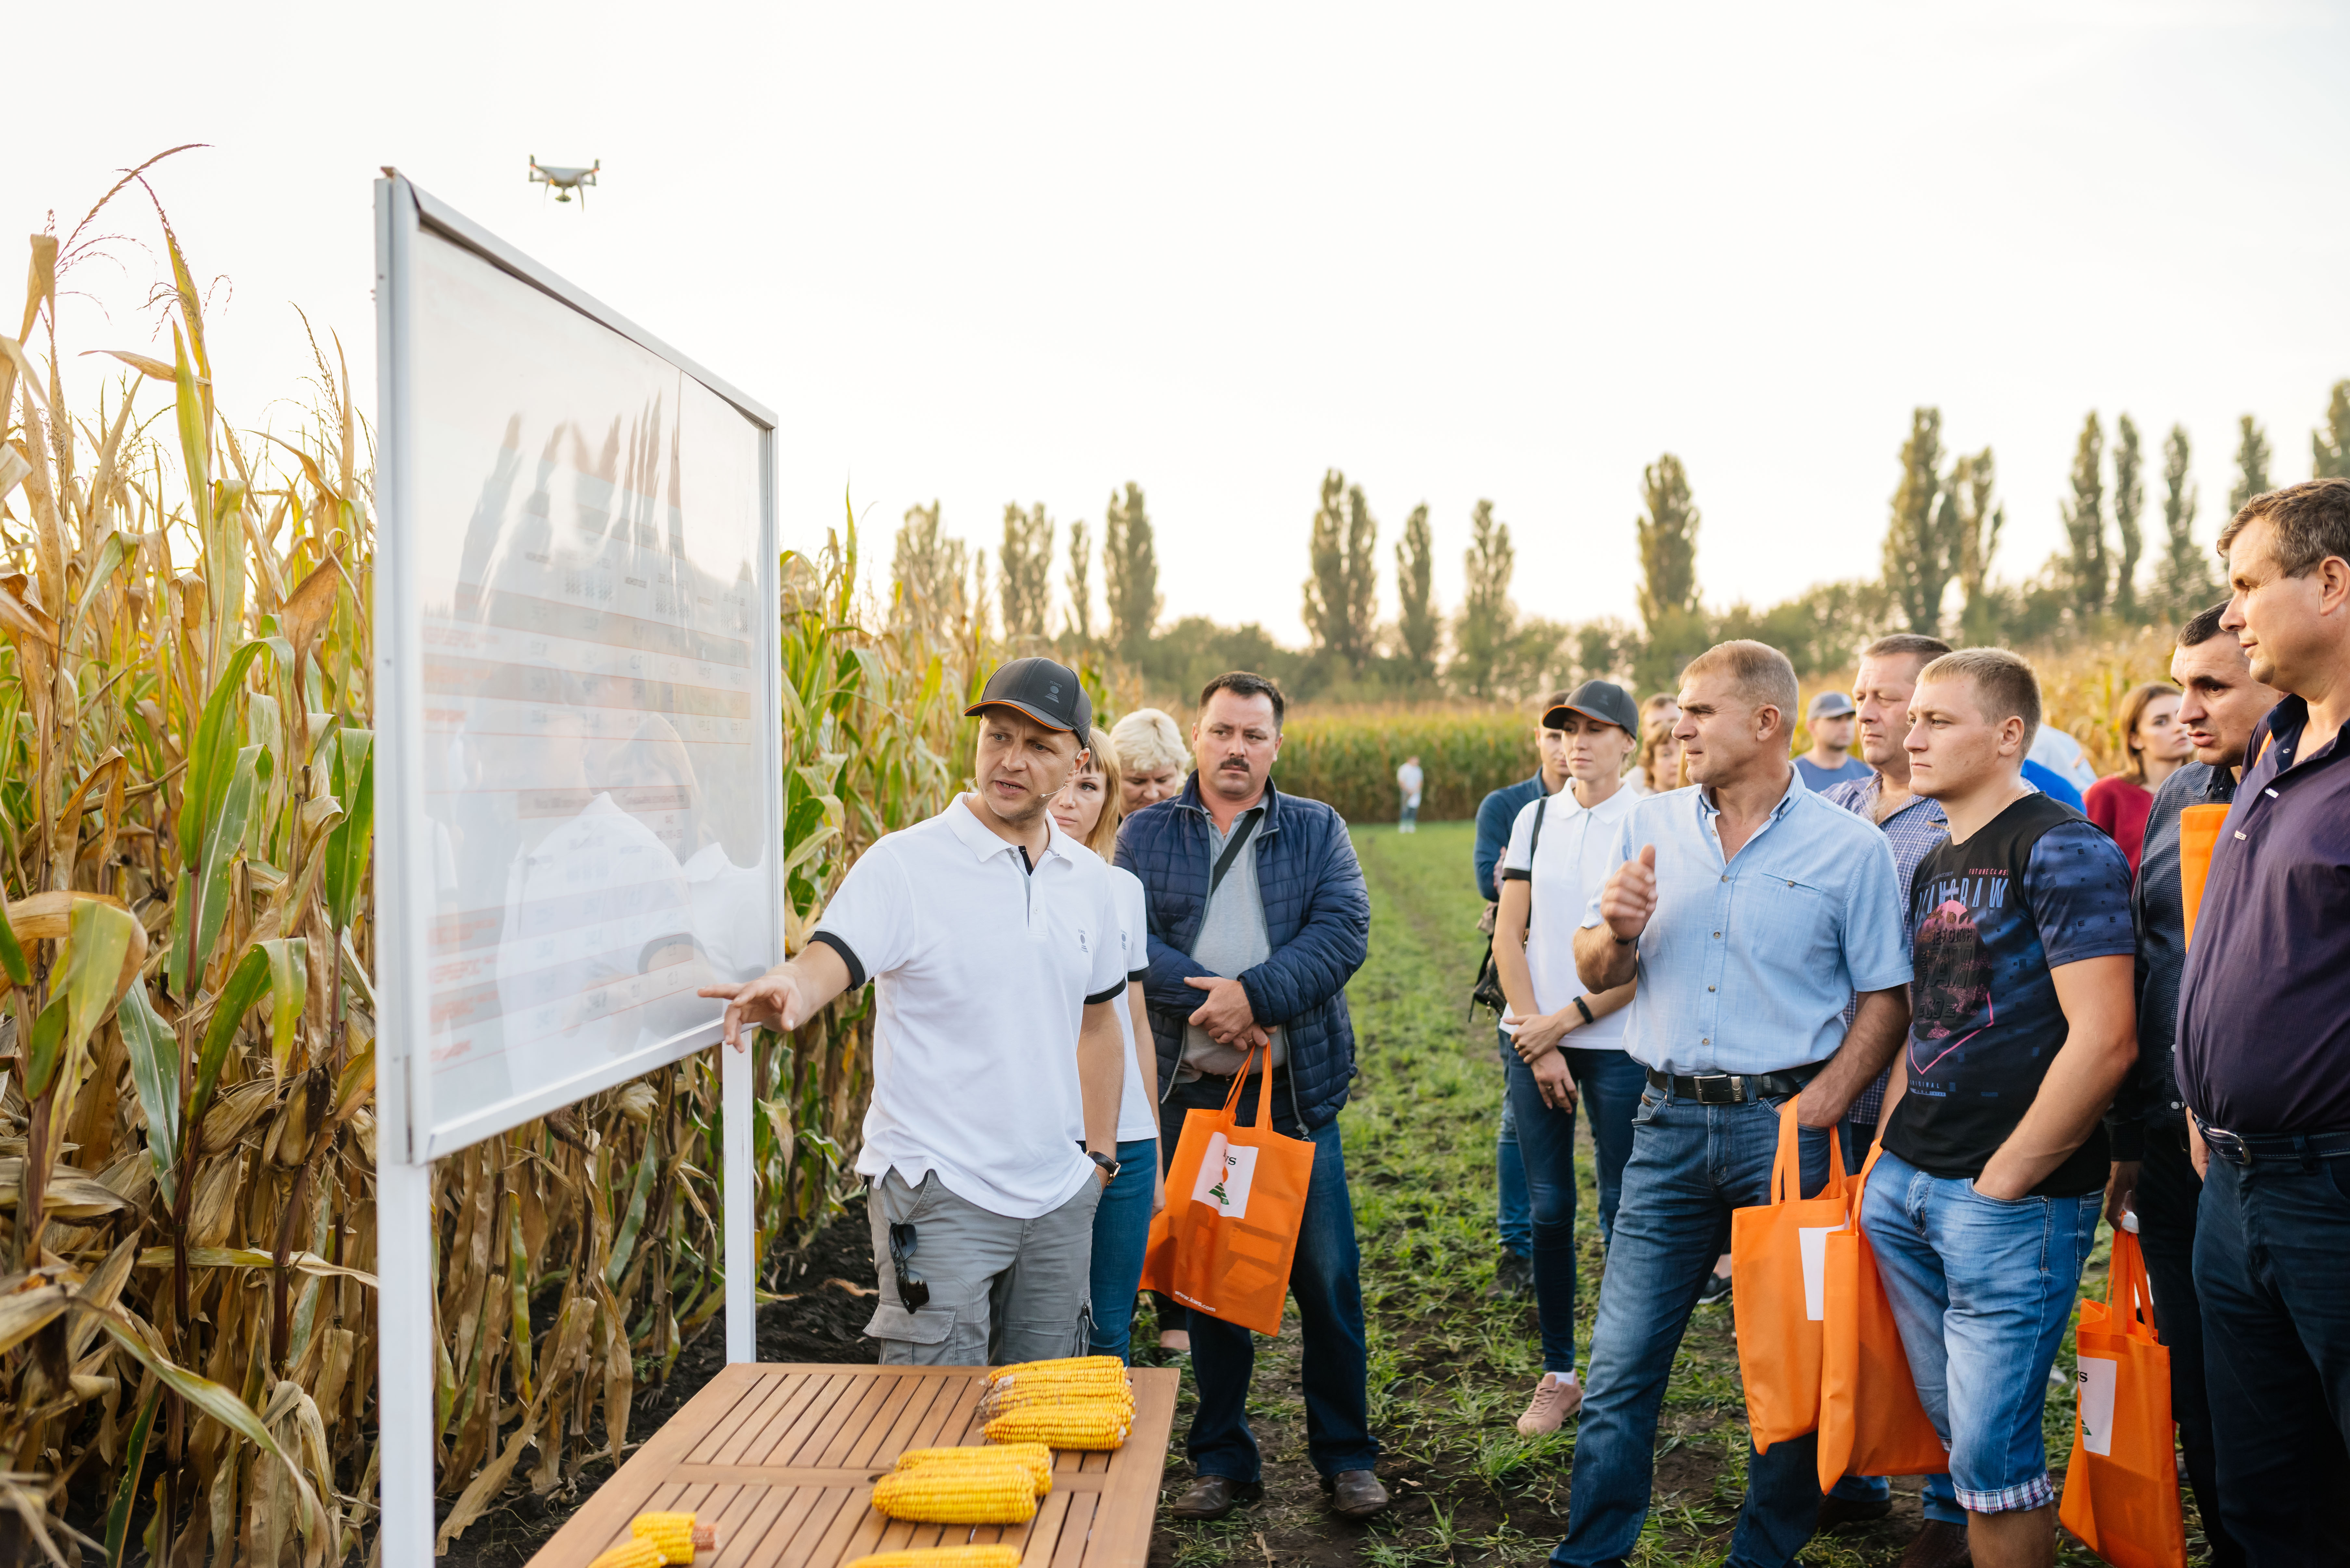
[870,1463,1041,1524]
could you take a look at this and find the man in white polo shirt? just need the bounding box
[702,656,1131,1363]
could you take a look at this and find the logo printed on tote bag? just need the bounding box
[1191,1133,1259,1219]
[1799,1222,1846,1321]
[2076,1356,2118,1456]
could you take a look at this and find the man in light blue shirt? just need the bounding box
[1549,641,1914,1568]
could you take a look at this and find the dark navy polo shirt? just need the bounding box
[2176,696,2350,1136]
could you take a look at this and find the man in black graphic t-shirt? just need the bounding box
[1860,649,2137,1568]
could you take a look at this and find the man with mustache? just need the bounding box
[1116,672,1381,1523]
[2176,477,2350,1565]
[2100,601,2276,1568]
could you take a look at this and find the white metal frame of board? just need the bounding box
[372,173,781,1568]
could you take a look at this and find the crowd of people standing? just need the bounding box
[695,474,2350,1568]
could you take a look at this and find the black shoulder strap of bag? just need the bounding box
[1209,809,1263,899]
[1519,795,1549,934]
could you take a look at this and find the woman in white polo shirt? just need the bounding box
[1492,681,1644,1435]
[1049,726,1167,1364]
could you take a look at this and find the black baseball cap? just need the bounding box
[966,656,1092,736]
[1544,679,1639,737]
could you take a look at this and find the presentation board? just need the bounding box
[373,173,776,1567]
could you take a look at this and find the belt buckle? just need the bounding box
[1696,1074,1741,1106]
[2202,1124,2250,1166]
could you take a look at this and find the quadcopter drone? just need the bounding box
[528,157,600,205]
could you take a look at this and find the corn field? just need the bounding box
[0,172,991,1565]
[1271,707,1536,823]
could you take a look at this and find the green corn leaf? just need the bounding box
[165,867,192,998]
[0,894,28,989]
[322,727,373,932]
[190,942,272,1129]
[170,323,210,552]
[65,527,133,650]
[105,1379,162,1568]
[22,988,70,1099]
[603,1138,660,1289]
[190,744,261,980]
[176,639,273,861]
[118,982,180,1206]
[262,937,307,1082]
[507,1198,533,1403]
[60,897,139,1069]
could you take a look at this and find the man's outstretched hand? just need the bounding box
[1598,845,1659,942]
[700,968,815,1052]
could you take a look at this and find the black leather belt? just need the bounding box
[1645,1064,1820,1105]
[2196,1120,2350,1167]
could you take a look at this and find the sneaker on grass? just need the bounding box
[1515,1372,1582,1434]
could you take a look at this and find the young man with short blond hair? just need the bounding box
[2176,476,2350,1564]
[1865,647,2138,1568]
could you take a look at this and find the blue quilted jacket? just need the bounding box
[1113,774,1371,1130]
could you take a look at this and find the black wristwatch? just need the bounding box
[1088,1150,1121,1180]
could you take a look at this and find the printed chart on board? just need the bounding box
[404,229,773,1147]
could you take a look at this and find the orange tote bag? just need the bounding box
[2176,803,2228,949]
[1140,1049,1315,1336]
[1817,1142,1951,1489]
[2059,1224,2187,1568]
[1731,1101,1847,1452]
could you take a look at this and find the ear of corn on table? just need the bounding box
[893,1443,1054,1494]
[847,1549,1026,1568]
[586,1511,719,1568]
[871,1463,1042,1524]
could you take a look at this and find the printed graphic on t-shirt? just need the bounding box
[1884,794,2135,1197]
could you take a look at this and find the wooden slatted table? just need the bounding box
[527,1365,1178,1568]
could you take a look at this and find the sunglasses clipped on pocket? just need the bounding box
[887,1222,930,1311]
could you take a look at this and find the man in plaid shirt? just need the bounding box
[1818,634,1964,1566]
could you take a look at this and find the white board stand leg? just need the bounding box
[378,1153,436,1564]
[724,1038,756,1363]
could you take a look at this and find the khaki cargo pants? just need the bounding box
[863,1168,1100,1365]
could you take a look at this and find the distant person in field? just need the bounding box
[1110,705,1196,1352]
[1047,726,1167,1366]
[700,657,1130,1365]
[1396,754,1424,833]
[1628,696,1683,795]
[1473,692,1578,1303]
[1490,682,1645,1436]
[2083,681,2192,876]
[1794,688,1871,791]
[2101,602,2276,1568]
[2175,478,2350,1564]
[1117,672,1383,1523]
[1866,648,2136,1568]
[1553,641,1912,1568]
[1813,634,1966,1553]
[1111,707,1188,814]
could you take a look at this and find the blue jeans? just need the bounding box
[2194,1146,2350,1565]
[1164,1074,1377,1482]
[1862,1149,2100,1514]
[1503,1044,1645,1373]
[1498,1033,1532,1258]
[1552,1085,1833,1568]
[1086,1137,1162,1362]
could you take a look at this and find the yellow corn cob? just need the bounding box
[983,1354,1120,1385]
[587,1540,665,1568]
[982,1400,1131,1451]
[871,1463,1041,1524]
[980,1383,1135,1422]
[626,1511,717,1564]
[978,1369,1130,1414]
[846,1549,1025,1568]
[893,1443,1053,1494]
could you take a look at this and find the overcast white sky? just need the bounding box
[10,2,2347,645]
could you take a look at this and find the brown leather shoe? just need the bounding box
[1325,1469,1390,1520]
[1169,1474,1262,1521]
[1897,1518,1972,1568]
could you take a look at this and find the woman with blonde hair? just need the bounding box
[1629,697,1684,794]
[1109,707,1188,813]
[1048,727,1166,1362]
[2084,681,2191,877]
